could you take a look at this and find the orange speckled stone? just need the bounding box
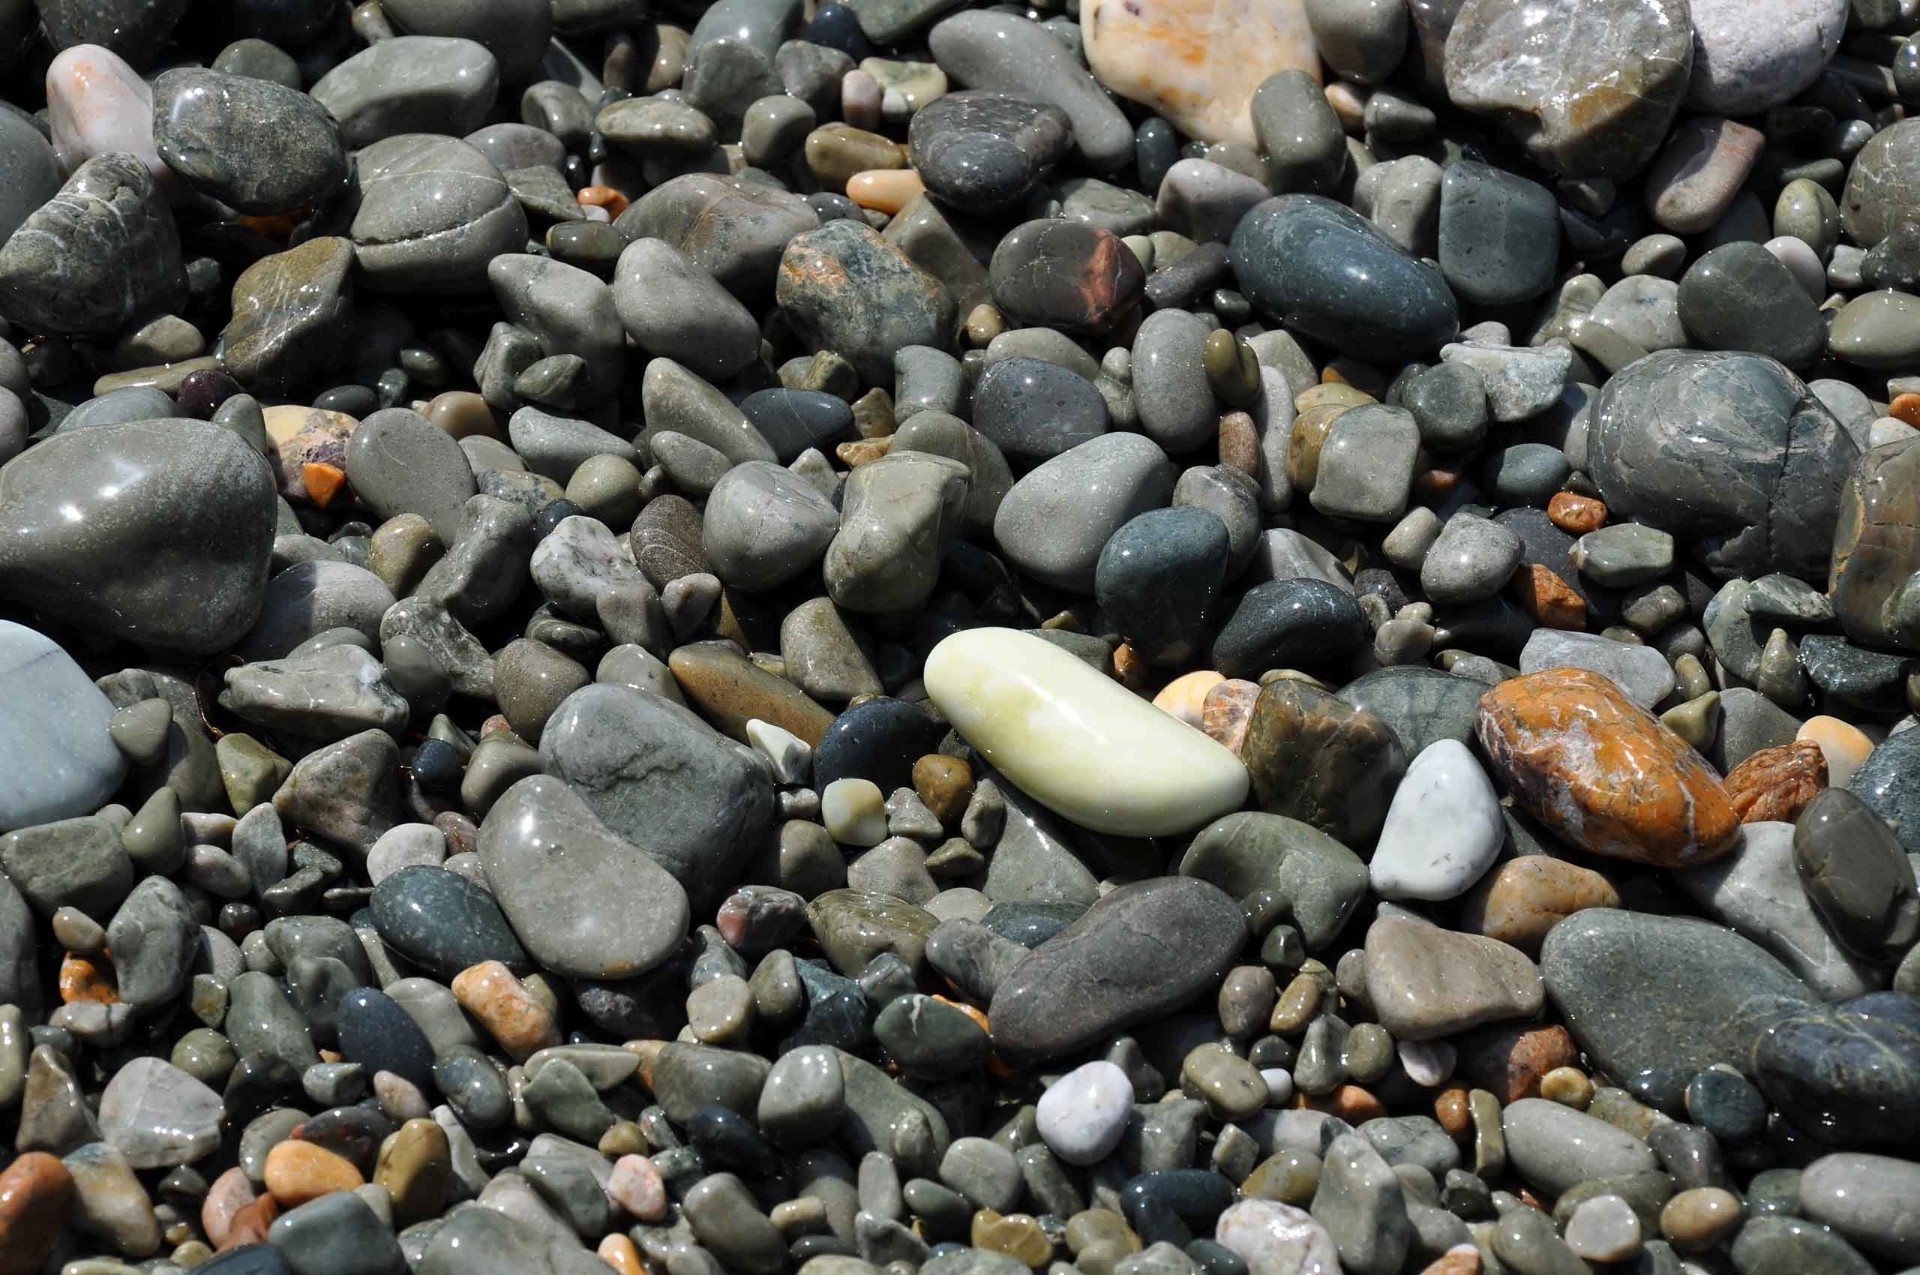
[1458,856,1620,954]
[1724,739,1827,824]
[60,953,117,1003]
[301,461,346,508]
[1218,411,1259,476]
[1420,1246,1483,1275]
[1455,1023,1579,1104]
[1201,678,1260,754]
[452,960,561,1061]
[1293,1085,1385,1123]
[1475,668,1739,867]
[1547,491,1607,534]
[1512,563,1588,629]
[836,437,892,467]
[0,1152,74,1275]
[263,1141,363,1206]
[201,1167,254,1249]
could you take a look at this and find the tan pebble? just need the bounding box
[1218,411,1259,475]
[1419,1245,1482,1274]
[1539,1066,1594,1110]
[1660,1187,1744,1252]
[422,390,501,440]
[971,1208,1054,1268]
[1796,715,1875,789]
[262,1141,364,1207]
[451,961,561,1062]
[913,754,973,826]
[1434,1085,1471,1138]
[598,1233,645,1275]
[1724,739,1826,824]
[845,168,925,214]
[1152,670,1225,727]
[1458,857,1620,954]
[373,1118,449,1225]
[199,1167,255,1249]
[608,1154,667,1222]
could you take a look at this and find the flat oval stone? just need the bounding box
[0,420,277,656]
[0,621,127,835]
[1685,0,1846,114]
[988,877,1246,1066]
[1477,668,1738,867]
[1677,242,1825,369]
[1800,1152,1920,1265]
[151,68,346,213]
[310,35,499,147]
[992,432,1174,593]
[221,238,356,398]
[1230,194,1458,356]
[969,356,1109,466]
[478,774,690,980]
[1436,160,1560,306]
[1369,739,1503,902]
[1177,811,1369,951]
[924,627,1248,837]
[369,864,532,980]
[1753,993,1920,1150]
[1841,117,1920,249]
[349,134,527,292]
[908,91,1071,212]
[1794,787,1920,959]
[1443,0,1692,181]
[1363,915,1544,1041]
[988,219,1144,336]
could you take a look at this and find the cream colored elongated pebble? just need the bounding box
[923,627,1250,836]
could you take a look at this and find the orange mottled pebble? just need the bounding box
[1112,641,1151,691]
[1455,1023,1579,1104]
[1153,670,1225,727]
[1797,715,1876,789]
[1458,857,1620,955]
[1420,1246,1482,1275]
[1201,678,1261,754]
[1294,1085,1385,1123]
[845,168,925,214]
[598,1233,645,1275]
[1724,739,1827,824]
[1511,563,1588,630]
[201,1167,256,1250]
[912,754,973,826]
[1434,1085,1472,1138]
[576,185,628,217]
[1476,668,1739,867]
[453,960,561,1061]
[1889,392,1920,427]
[836,437,891,467]
[60,952,117,1003]
[1414,464,1462,499]
[263,1141,363,1207]
[0,1151,75,1275]
[1548,491,1608,534]
[221,1194,279,1249]
[301,462,347,508]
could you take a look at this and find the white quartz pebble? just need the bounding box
[1035,1060,1133,1166]
[46,44,164,181]
[1368,739,1504,902]
[820,778,888,847]
[923,627,1249,836]
[1215,1199,1343,1275]
[746,719,811,785]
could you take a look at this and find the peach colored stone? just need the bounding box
[1724,739,1826,824]
[1455,1023,1579,1104]
[1433,1086,1471,1137]
[599,1233,645,1275]
[1201,678,1261,754]
[1292,1085,1385,1123]
[607,1154,668,1222]
[220,1194,278,1249]
[452,960,561,1061]
[836,437,892,467]
[1797,715,1875,789]
[1458,857,1620,954]
[262,1140,365,1207]
[200,1167,255,1249]
[1547,491,1607,534]
[846,169,926,215]
[1421,1246,1483,1275]
[1153,670,1225,727]
[1511,563,1588,629]
[59,953,117,1003]
[0,1152,74,1275]
[1081,0,1318,145]
[1476,668,1739,867]
[1218,412,1259,476]
[46,44,163,180]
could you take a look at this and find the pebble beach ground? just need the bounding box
[0,0,1918,1272]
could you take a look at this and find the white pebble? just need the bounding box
[820,778,887,846]
[1368,739,1504,901]
[1565,1192,1644,1263]
[1035,1060,1133,1166]
[1396,1039,1456,1088]
[746,719,811,785]
[1260,1068,1295,1105]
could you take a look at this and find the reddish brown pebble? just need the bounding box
[1723,739,1827,824]
[913,754,974,826]
[1434,1085,1472,1138]
[1458,857,1621,954]
[1547,491,1608,534]
[1476,669,1739,867]
[221,1194,279,1249]
[1294,1084,1385,1123]
[1201,678,1260,754]
[1218,411,1259,475]
[576,185,629,217]
[1890,392,1920,427]
[1511,563,1588,629]
[200,1167,255,1250]
[0,1152,75,1275]
[1455,1023,1579,1104]
[59,953,117,1003]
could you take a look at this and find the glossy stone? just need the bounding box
[1241,679,1406,846]
[369,865,531,980]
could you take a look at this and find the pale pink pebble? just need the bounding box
[374,1070,431,1122]
[841,70,882,132]
[581,204,611,223]
[46,44,164,180]
[607,1154,667,1222]
[201,1166,256,1248]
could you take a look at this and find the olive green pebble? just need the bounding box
[1203,329,1262,408]
[216,733,292,812]
[171,1028,238,1086]
[1773,178,1840,258]
[1620,233,1687,278]
[1340,1023,1394,1084]
[1661,693,1722,750]
[1243,1149,1322,1204]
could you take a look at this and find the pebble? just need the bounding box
[1368,740,1503,901]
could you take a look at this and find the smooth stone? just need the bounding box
[925,628,1247,837]
[1518,629,1675,708]
[927,10,1132,170]
[826,452,969,612]
[540,683,775,909]
[1437,161,1560,306]
[1336,666,1483,756]
[1368,739,1503,902]
[1217,1199,1342,1275]
[0,622,127,834]
[1752,992,1920,1150]
[1842,118,1920,249]
[1420,513,1523,603]
[907,91,1071,212]
[1829,290,1920,372]
[617,173,819,302]
[349,134,526,292]
[1095,507,1230,665]
[1830,435,1920,650]
[478,775,689,979]
[310,36,499,146]
[151,68,346,213]
[1800,1152,1920,1264]
[988,219,1142,336]
[343,408,475,546]
[702,460,840,592]
[221,238,355,398]
[1035,1060,1132,1166]
[1307,404,1420,522]
[268,1190,405,1275]
[777,218,953,385]
[1177,811,1368,951]
[969,356,1109,466]
[1678,821,1884,1001]
[334,987,435,1095]
[1364,916,1543,1041]
[1131,309,1218,454]
[46,44,163,178]
[1231,195,1458,356]
[1686,0,1846,113]
[990,878,1245,1068]
[1503,1099,1659,1197]
[613,238,761,381]
[807,888,938,976]
[1211,579,1368,680]
[993,433,1174,593]
[97,1056,223,1169]
[1541,909,1819,1108]
[1677,241,1824,369]
[1850,728,1920,853]
[0,152,183,336]
[1310,1132,1411,1275]
[106,876,198,1013]
[0,96,61,244]
[1443,0,1692,180]
[1795,787,1920,959]
[1585,349,1856,581]
[1731,1216,1878,1275]
[369,865,531,979]
[1240,680,1406,847]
